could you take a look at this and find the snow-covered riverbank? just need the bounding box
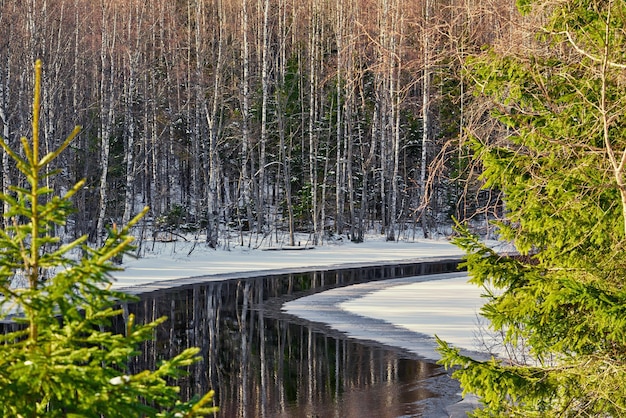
[282,271,491,418]
[111,236,499,417]
[111,237,466,289]
[113,236,499,359]
[283,271,494,361]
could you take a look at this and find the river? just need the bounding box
[115,259,467,417]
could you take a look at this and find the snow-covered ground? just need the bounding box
[112,235,502,359]
[112,236,466,289]
[111,235,504,417]
[283,272,498,361]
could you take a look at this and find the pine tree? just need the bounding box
[438,0,626,416]
[0,61,217,417]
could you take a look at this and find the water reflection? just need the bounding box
[116,260,460,417]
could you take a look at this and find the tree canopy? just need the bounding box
[438,0,626,415]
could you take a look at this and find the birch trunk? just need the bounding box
[308,0,320,244]
[387,0,402,241]
[257,0,270,233]
[241,0,254,241]
[419,0,431,239]
[122,51,138,227]
[0,24,11,227]
[206,0,225,248]
[0,67,9,226]
[121,1,145,227]
[334,0,345,236]
[277,0,295,246]
[96,3,117,246]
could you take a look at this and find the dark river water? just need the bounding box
[115,259,462,417]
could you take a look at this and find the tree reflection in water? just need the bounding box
[116,260,460,417]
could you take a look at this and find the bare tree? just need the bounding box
[96,0,118,246]
[240,0,255,244]
[206,0,226,248]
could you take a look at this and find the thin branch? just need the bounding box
[552,27,626,70]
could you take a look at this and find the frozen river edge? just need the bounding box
[283,272,487,417]
[111,239,494,416]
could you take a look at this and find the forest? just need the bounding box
[3,1,626,415]
[0,0,515,248]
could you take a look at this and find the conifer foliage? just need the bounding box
[0,61,217,417]
[438,0,626,416]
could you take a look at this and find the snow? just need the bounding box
[111,235,505,417]
[112,237,466,289]
[284,272,500,361]
[112,236,504,359]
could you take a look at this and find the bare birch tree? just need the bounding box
[206,0,226,248]
[96,1,118,246]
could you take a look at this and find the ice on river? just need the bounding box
[112,236,504,360]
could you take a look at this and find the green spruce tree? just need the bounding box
[438,0,626,416]
[0,61,217,417]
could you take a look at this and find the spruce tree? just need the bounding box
[0,61,217,416]
[438,0,626,416]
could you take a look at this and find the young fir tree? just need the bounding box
[438,0,626,416]
[0,61,218,416]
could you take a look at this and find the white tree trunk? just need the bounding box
[308,0,320,244]
[206,0,224,248]
[257,0,270,232]
[419,0,431,239]
[122,52,138,227]
[96,4,117,246]
[241,0,254,242]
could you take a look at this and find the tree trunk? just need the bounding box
[257,0,270,234]
[122,52,137,228]
[420,0,431,239]
[308,0,320,244]
[241,0,254,243]
[206,0,225,249]
[96,3,117,246]
[0,43,11,227]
